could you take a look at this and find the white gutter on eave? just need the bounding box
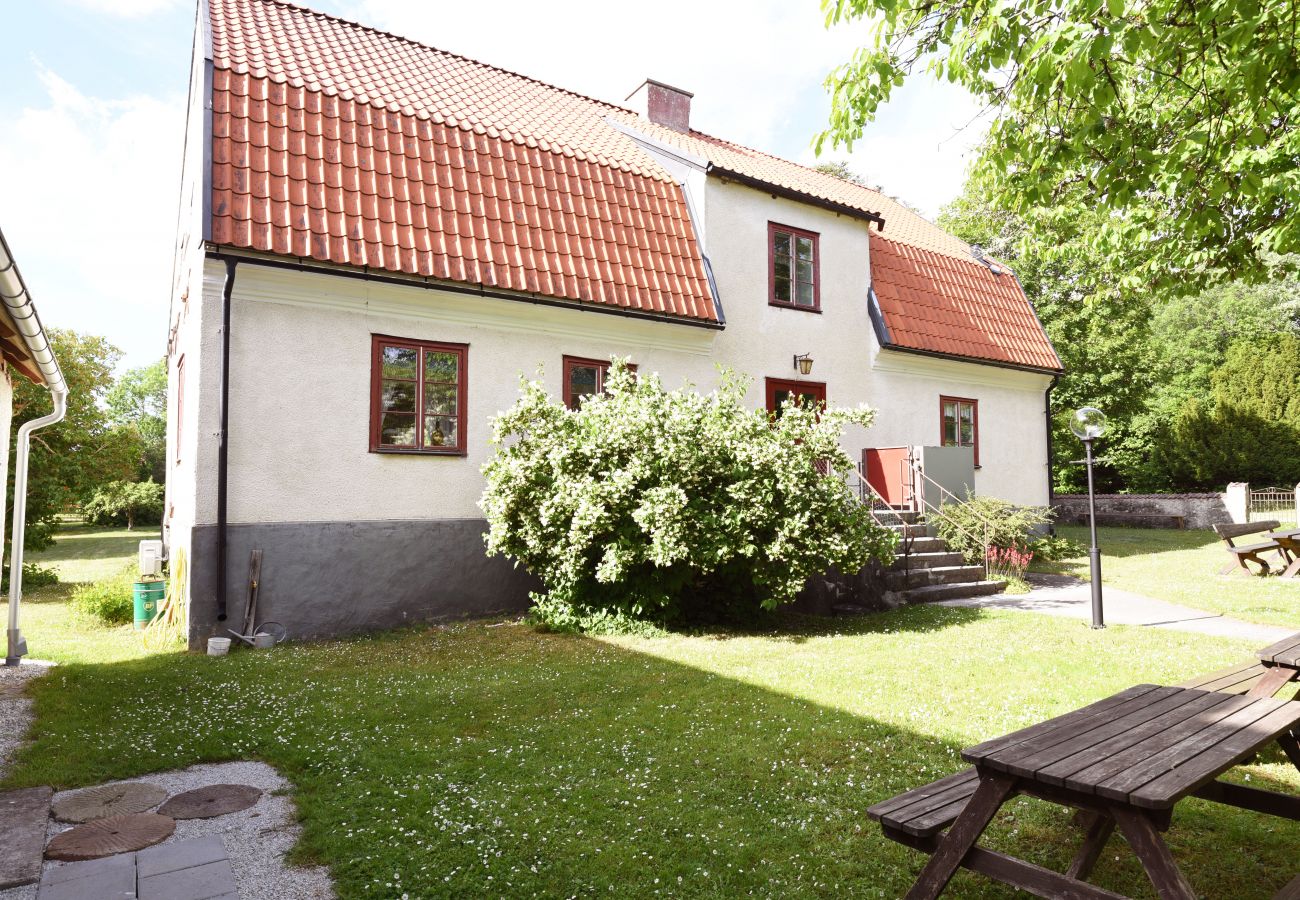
[0,227,67,667]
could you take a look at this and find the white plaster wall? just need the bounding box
[192,176,1052,527]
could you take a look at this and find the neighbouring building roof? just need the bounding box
[205,0,1060,369]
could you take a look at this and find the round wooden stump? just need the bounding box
[157,784,262,819]
[45,813,175,861]
[51,782,169,823]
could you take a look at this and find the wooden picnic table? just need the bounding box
[1271,528,1300,578]
[895,683,1300,899]
[1254,631,1300,697]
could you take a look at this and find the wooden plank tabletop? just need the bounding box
[963,685,1300,809]
[1259,633,1300,667]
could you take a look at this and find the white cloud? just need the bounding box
[0,66,185,367]
[67,0,180,17]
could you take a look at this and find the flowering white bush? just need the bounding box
[481,363,895,631]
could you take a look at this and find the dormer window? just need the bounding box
[768,223,819,311]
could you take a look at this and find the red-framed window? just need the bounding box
[940,396,979,466]
[174,354,185,463]
[765,378,827,418]
[562,356,636,410]
[768,222,819,311]
[370,335,468,455]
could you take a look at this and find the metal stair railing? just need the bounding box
[905,458,997,581]
[849,464,914,581]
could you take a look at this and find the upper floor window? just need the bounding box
[769,222,819,311]
[370,335,467,455]
[940,396,979,466]
[563,356,636,410]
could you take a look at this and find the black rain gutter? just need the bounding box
[216,257,237,623]
[874,342,1064,377]
[706,164,886,230]
[204,248,726,331]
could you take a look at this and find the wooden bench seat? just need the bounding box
[867,768,982,839]
[1179,660,1274,695]
[1214,520,1288,576]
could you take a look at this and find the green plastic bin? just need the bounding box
[133,580,165,629]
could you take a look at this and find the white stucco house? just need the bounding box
[166,0,1062,646]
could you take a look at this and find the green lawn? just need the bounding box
[1043,525,1300,630]
[6,524,1300,896]
[5,581,1300,896]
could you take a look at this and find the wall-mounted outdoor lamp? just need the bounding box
[1069,406,1108,629]
[793,353,814,376]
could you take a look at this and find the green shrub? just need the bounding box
[1029,534,1086,562]
[932,495,1053,565]
[481,364,896,631]
[69,567,136,625]
[1,562,60,591]
[83,480,164,529]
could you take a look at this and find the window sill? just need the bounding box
[370,447,467,457]
[768,301,822,313]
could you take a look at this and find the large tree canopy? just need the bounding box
[821,0,1300,293]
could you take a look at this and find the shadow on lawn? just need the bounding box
[6,611,1300,898]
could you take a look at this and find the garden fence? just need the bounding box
[1248,485,1299,524]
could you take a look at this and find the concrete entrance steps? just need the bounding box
[883,520,1008,605]
[0,785,52,889]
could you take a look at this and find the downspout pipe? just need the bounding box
[1045,374,1060,529]
[0,229,67,666]
[215,258,236,623]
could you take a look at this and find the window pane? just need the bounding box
[959,403,974,425]
[795,236,813,260]
[381,413,416,447]
[772,389,791,418]
[425,351,459,383]
[424,416,458,448]
[796,281,814,306]
[773,255,791,280]
[568,364,600,407]
[381,345,418,379]
[960,422,975,446]
[944,420,958,445]
[796,259,814,285]
[773,231,791,256]
[381,380,416,412]
[424,383,457,415]
[773,275,791,302]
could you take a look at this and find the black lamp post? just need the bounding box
[1070,407,1108,629]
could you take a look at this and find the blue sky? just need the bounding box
[0,0,985,370]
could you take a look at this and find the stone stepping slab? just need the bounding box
[37,836,235,900]
[46,813,175,862]
[157,784,261,820]
[0,785,52,888]
[52,782,168,823]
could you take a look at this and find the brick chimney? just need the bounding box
[625,79,693,132]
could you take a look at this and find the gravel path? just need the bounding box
[0,661,335,899]
[0,660,53,781]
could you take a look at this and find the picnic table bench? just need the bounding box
[869,683,1300,898]
[1213,520,1291,576]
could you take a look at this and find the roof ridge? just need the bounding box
[236,0,638,121]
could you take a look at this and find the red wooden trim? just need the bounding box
[175,354,185,463]
[940,395,979,468]
[765,377,827,415]
[767,221,821,312]
[562,355,637,410]
[370,334,469,456]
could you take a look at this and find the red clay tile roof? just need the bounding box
[206,0,1059,368]
[207,0,717,322]
[870,236,1062,371]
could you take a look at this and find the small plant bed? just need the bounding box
[4,599,1299,897]
[1036,525,1300,629]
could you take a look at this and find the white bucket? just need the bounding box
[207,636,231,657]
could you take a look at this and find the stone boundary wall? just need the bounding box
[1051,493,1234,530]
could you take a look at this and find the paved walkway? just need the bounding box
[939,573,1294,644]
[36,836,235,900]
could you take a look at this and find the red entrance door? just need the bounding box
[765,378,826,417]
[863,446,911,507]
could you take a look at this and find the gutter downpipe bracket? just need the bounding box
[1,228,68,666]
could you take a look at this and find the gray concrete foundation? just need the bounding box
[186,519,537,650]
